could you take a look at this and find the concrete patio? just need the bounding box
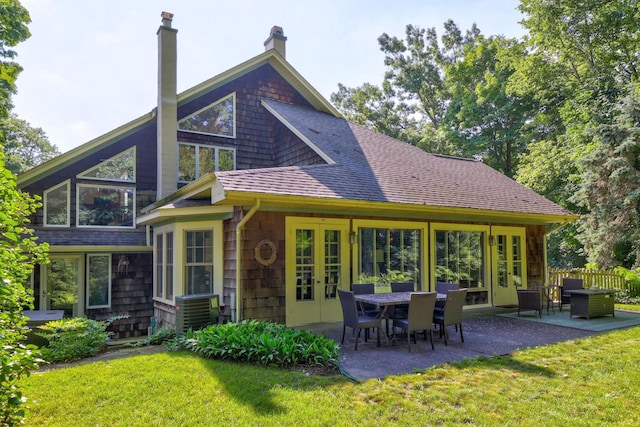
[308,307,603,381]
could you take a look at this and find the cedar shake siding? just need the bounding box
[526,224,547,287]
[88,252,154,338]
[240,210,286,323]
[177,64,316,171]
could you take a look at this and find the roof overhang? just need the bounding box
[179,50,342,118]
[18,113,154,188]
[141,176,578,226]
[216,190,579,225]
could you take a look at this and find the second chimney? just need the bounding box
[264,26,286,58]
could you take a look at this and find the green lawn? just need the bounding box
[20,320,640,426]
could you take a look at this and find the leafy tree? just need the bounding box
[0,150,48,424]
[0,1,46,425]
[514,0,640,266]
[331,82,421,145]
[1,113,60,175]
[444,35,537,177]
[572,86,640,268]
[0,0,30,120]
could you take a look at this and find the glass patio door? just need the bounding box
[41,255,84,317]
[285,218,349,326]
[491,227,526,306]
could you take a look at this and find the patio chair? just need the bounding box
[351,283,378,316]
[390,281,414,319]
[351,283,378,339]
[392,292,437,352]
[559,278,584,311]
[434,281,459,315]
[432,288,468,346]
[337,289,382,350]
[517,288,543,318]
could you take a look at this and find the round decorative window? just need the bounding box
[254,239,277,266]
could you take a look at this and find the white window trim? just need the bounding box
[76,183,136,229]
[86,253,112,309]
[178,92,236,139]
[43,179,70,228]
[177,143,236,183]
[77,147,137,183]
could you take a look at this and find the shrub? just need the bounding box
[37,316,128,363]
[615,289,640,305]
[614,266,640,299]
[167,320,339,370]
[131,325,176,347]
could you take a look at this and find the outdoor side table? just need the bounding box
[567,289,615,319]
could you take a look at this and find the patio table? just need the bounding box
[354,292,446,346]
[537,285,560,314]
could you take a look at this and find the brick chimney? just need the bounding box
[157,11,178,199]
[264,26,286,58]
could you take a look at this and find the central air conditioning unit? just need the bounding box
[175,293,220,334]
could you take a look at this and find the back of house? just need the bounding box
[18,13,576,337]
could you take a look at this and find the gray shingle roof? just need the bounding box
[215,100,573,218]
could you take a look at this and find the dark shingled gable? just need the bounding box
[214,100,572,217]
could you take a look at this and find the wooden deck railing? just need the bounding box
[547,267,637,295]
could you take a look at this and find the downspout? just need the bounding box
[234,199,261,322]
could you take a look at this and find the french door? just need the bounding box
[285,218,349,326]
[40,255,84,317]
[491,227,526,306]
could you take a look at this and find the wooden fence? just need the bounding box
[548,267,632,294]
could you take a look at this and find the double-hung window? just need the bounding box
[185,230,213,295]
[155,231,174,301]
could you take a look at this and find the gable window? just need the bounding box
[77,184,135,228]
[78,147,136,182]
[185,230,213,295]
[178,143,235,182]
[87,254,111,308]
[178,93,235,138]
[44,180,70,227]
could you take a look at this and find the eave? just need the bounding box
[179,50,341,118]
[145,176,578,226]
[217,190,578,225]
[137,204,233,226]
[17,113,154,188]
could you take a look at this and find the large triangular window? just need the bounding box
[77,147,136,182]
[178,93,235,138]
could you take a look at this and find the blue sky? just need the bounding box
[13,0,525,153]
